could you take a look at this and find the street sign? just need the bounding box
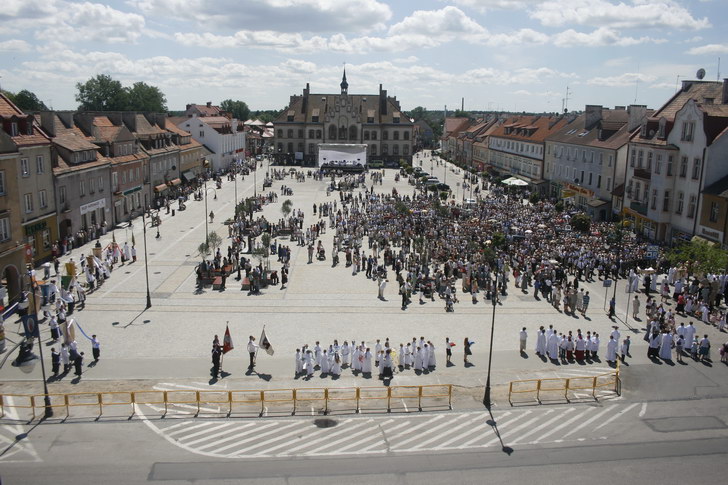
[603,279,613,287]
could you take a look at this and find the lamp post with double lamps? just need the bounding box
[202,159,217,246]
[131,208,160,309]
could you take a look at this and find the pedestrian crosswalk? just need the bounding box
[135,399,643,459]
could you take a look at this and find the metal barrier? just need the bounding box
[508,363,621,405]
[1,384,453,421]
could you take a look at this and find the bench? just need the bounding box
[212,276,223,290]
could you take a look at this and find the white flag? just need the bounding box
[259,327,274,356]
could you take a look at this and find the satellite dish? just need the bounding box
[696,68,706,80]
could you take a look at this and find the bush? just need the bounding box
[529,192,540,204]
[405,166,414,175]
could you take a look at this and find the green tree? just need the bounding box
[12,89,48,111]
[571,213,591,232]
[453,110,471,119]
[76,74,128,111]
[408,106,427,121]
[126,82,167,112]
[220,99,250,121]
[666,239,728,276]
[281,199,293,219]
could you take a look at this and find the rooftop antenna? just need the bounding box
[718,57,721,81]
[561,85,572,113]
[634,62,640,103]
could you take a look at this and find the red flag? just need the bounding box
[223,325,234,354]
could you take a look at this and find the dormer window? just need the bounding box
[10,122,18,136]
[26,121,33,135]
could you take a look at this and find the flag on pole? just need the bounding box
[223,325,234,354]
[259,327,274,355]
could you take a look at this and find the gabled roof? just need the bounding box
[187,103,223,117]
[653,80,724,121]
[0,93,51,147]
[490,115,569,143]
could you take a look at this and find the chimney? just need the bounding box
[302,83,309,114]
[627,105,647,132]
[584,105,602,129]
[39,111,56,137]
[186,104,191,111]
[461,97,464,112]
[206,102,212,108]
[380,85,387,115]
[723,78,728,105]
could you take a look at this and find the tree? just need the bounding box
[453,110,471,119]
[408,106,427,121]
[12,90,47,111]
[76,74,128,111]
[666,239,728,276]
[281,199,293,219]
[571,213,591,233]
[126,82,167,112]
[220,99,250,121]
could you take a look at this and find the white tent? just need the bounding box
[502,176,529,186]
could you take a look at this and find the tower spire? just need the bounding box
[340,65,348,95]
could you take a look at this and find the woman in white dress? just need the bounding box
[362,348,373,374]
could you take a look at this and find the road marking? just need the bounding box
[401,399,408,412]
[505,408,576,445]
[527,408,593,444]
[214,422,299,455]
[357,420,413,452]
[407,413,488,450]
[303,419,395,456]
[594,403,640,430]
[260,419,356,455]
[194,422,268,451]
[478,410,554,448]
[639,402,648,417]
[179,422,240,445]
[432,412,512,450]
[160,420,195,433]
[562,406,615,438]
[388,414,447,448]
[167,421,211,437]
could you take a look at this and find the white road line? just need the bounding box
[458,411,531,449]
[562,406,615,438]
[219,422,302,455]
[304,419,393,456]
[197,422,283,452]
[401,399,408,413]
[476,410,554,449]
[390,415,452,449]
[227,423,324,457]
[408,413,489,450]
[167,422,211,437]
[526,408,593,444]
[432,411,512,450]
[639,402,648,417]
[155,383,212,391]
[594,403,639,431]
[259,419,356,455]
[357,420,414,452]
[504,408,575,445]
[159,420,195,433]
[281,419,374,455]
[194,422,270,451]
[180,422,241,445]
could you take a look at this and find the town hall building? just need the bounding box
[273,71,414,166]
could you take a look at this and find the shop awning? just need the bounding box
[154,184,168,192]
[181,171,195,182]
[168,178,182,186]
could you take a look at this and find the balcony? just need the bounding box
[629,200,648,216]
[633,167,651,180]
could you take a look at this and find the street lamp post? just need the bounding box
[26,269,53,418]
[483,272,502,409]
[133,208,159,309]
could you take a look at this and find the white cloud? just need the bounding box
[687,43,728,56]
[512,89,561,97]
[389,6,487,37]
[128,0,392,33]
[484,28,549,46]
[1,0,146,44]
[531,0,710,30]
[0,39,32,52]
[586,72,657,87]
[552,27,664,47]
[446,0,546,12]
[603,57,633,67]
[462,66,576,85]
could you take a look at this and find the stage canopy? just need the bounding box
[317,144,367,168]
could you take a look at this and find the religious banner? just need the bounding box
[259,327,274,356]
[223,325,234,354]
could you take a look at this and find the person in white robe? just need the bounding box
[60,345,70,373]
[591,334,600,358]
[377,351,385,377]
[428,342,436,369]
[606,336,618,363]
[352,346,361,372]
[535,328,547,356]
[398,344,405,368]
[123,242,131,262]
[304,350,314,377]
[659,331,673,360]
[547,333,560,360]
[414,346,423,371]
[404,343,412,367]
[362,348,373,374]
[684,323,696,349]
[320,350,330,374]
[331,353,341,377]
[295,349,303,376]
[341,341,350,367]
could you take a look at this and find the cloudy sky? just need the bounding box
[0,0,725,114]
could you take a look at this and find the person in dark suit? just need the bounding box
[51,347,60,376]
[74,352,84,377]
